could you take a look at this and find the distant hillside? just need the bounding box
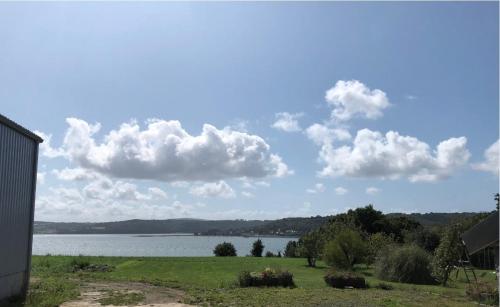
[34,212,483,236]
[34,219,270,235]
[386,212,480,227]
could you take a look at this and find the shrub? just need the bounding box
[213,242,237,256]
[324,270,366,289]
[323,228,367,270]
[376,245,435,285]
[284,240,299,258]
[432,224,463,285]
[70,256,91,271]
[265,251,275,257]
[466,281,499,305]
[238,268,295,288]
[374,282,394,290]
[251,239,264,257]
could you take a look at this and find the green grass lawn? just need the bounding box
[27,255,498,307]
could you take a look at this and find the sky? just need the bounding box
[0,2,498,222]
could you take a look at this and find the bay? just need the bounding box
[32,234,297,257]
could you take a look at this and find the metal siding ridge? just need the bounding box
[0,113,43,143]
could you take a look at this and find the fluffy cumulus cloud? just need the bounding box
[38,118,291,182]
[306,123,351,145]
[317,129,470,182]
[52,168,99,181]
[472,139,499,176]
[35,178,177,222]
[189,181,236,199]
[82,176,168,201]
[306,183,326,194]
[272,112,304,132]
[325,80,390,121]
[334,187,348,195]
[366,187,380,195]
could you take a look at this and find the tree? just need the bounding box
[366,232,395,265]
[251,239,264,257]
[404,227,441,253]
[284,240,299,258]
[213,242,237,256]
[298,231,322,267]
[495,193,499,210]
[348,205,386,234]
[323,228,367,270]
[432,224,463,285]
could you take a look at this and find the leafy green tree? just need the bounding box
[298,231,322,267]
[366,232,395,265]
[384,216,421,242]
[432,224,463,285]
[213,242,237,257]
[323,228,367,270]
[348,205,386,234]
[284,240,299,258]
[251,239,264,257]
[404,227,441,253]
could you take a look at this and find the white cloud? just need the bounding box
[306,123,351,146]
[334,187,348,195]
[272,112,304,132]
[472,139,499,176]
[306,183,326,194]
[189,181,236,199]
[38,118,291,182]
[366,187,380,195]
[241,179,271,189]
[37,172,46,185]
[52,167,99,181]
[241,191,255,198]
[35,179,175,222]
[148,187,169,199]
[325,80,390,121]
[317,129,470,182]
[82,176,166,201]
[34,131,66,158]
[170,181,189,188]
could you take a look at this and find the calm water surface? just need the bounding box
[32,234,296,257]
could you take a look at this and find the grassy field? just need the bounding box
[23,255,497,306]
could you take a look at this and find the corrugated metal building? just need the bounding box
[0,114,42,301]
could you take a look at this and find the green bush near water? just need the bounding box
[375,245,435,285]
[213,242,237,257]
[238,268,295,288]
[323,270,367,289]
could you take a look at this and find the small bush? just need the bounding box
[466,282,499,305]
[324,271,366,289]
[213,242,237,257]
[376,244,435,285]
[70,256,91,271]
[251,239,264,257]
[284,240,299,258]
[238,268,295,288]
[374,282,394,290]
[265,251,275,257]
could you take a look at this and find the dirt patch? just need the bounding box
[60,281,194,307]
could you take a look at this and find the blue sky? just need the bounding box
[1,2,498,222]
